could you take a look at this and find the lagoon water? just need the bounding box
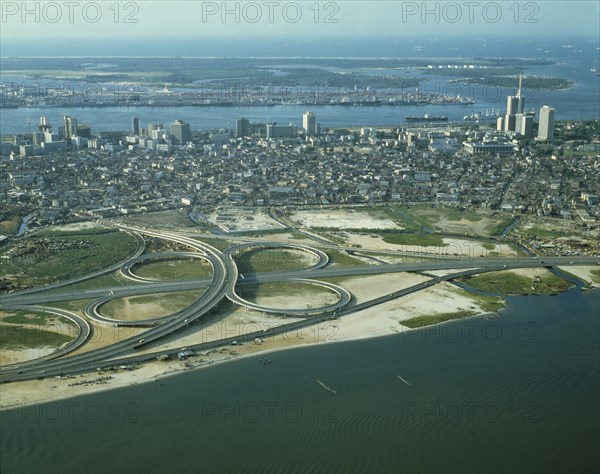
[1,287,598,473]
[1,35,598,134]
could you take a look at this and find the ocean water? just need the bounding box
[1,287,598,473]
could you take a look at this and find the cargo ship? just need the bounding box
[405,114,448,122]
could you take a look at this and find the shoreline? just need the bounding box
[0,309,493,411]
[2,268,596,410]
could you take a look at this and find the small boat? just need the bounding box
[405,114,448,123]
[316,379,337,394]
[397,375,412,386]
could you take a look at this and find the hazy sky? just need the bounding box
[1,0,598,41]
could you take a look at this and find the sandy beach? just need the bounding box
[557,265,599,288]
[0,272,504,409]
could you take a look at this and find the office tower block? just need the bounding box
[303,111,318,136]
[236,117,250,138]
[171,120,191,144]
[537,105,555,140]
[132,117,140,135]
[63,115,78,140]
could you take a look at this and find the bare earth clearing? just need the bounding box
[290,209,401,230]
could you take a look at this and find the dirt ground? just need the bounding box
[290,209,401,230]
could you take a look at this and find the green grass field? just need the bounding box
[469,294,506,313]
[45,299,95,312]
[46,273,136,294]
[1,309,76,329]
[462,270,571,295]
[0,219,20,235]
[133,259,213,280]
[381,233,447,247]
[517,226,573,239]
[402,310,477,328]
[237,281,337,308]
[234,249,317,274]
[486,217,517,237]
[100,290,202,320]
[326,250,366,267]
[0,229,139,289]
[0,326,75,350]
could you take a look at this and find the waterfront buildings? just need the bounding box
[171,119,192,145]
[538,105,556,141]
[303,111,318,136]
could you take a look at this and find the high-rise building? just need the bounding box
[38,117,51,132]
[236,118,250,138]
[171,119,191,144]
[146,123,163,137]
[266,123,297,139]
[132,117,140,136]
[515,113,534,138]
[537,105,555,141]
[496,116,505,132]
[76,124,91,139]
[303,111,318,136]
[516,75,525,114]
[521,115,534,137]
[503,76,525,132]
[63,115,78,141]
[506,96,519,116]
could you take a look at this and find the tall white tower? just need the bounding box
[516,75,525,114]
[537,105,555,141]
[303,111,317,136]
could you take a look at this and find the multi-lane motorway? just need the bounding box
[1,223,598,383]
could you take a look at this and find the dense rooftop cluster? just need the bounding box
[1,122,599,233]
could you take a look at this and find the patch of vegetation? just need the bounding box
[462,270,571,295]
[144,237,198,253]
[382,233,447,247]
[45,299,95,313]
[231,228,291,237]
[402,311,476,328]
[326,250,365,267]
[48,273,132,293]
[438,207,483,222]
[100,290,202,320]
[1,310,49,325]
[237,282,337,308]
[0,220,20,235]
[0,325,74,349]
[469,294,506,313]
[0,206,34,236]
[590,269,600,285]
[308,230,347,245]
[0,229,139,290]
[1,309,76,329]
[379,207,423,232]
[402,205,484,228]
[234,248,317,274]
[289,231,314,241]
[487,217,517,237]
[122,210,197,229]
[192,237,238,252]
[481,242,496,251]
[133,258,213,280]
[518,226,572,239]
